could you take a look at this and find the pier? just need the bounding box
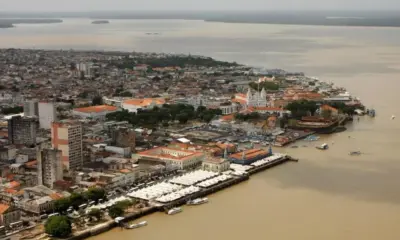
[67,155,297,240]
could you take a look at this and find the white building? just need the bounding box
[72,105,118,120]
[38,102,57,129]
[219,104,239,115]
[37,148,63,189]
[137,147,205,170]
[234,88,267,109]
[202,158,230,173]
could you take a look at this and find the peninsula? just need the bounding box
[0,49,367,240]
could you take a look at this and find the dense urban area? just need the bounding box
[0,49,368,240]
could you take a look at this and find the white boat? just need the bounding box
[127,221,147,229]
[316,143,328,150]
[167,207,182,215]
[187,197,209,206]
[114,217,125,223]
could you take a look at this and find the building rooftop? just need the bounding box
[0,204,10,214]
[123,98,165,107]
[74,105,118,113]
[138,146,203,161]
[229,148,269,160]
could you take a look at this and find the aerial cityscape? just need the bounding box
[0,2,400,240]
[0,47,371,239]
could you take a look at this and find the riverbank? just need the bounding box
[66,155,294,240]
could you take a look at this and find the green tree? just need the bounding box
[85,188,106,202]
[1,106,23,115]
[115,200,133,209]
[177,112,189,124]
[92,96,103,106]
[45,216,72,238]
[87,208,103,221]
[249,81,279,91]
[285,100,318,119]
[108,205,124,218]
[54,198,71,213]
[69,193,85,209]
[202,113,214,123]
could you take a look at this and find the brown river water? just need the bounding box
[1,19,400,240]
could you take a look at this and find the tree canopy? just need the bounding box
[45,216,72,238]
[84,188,106,202]
[92,96,103,106]
[234,112,261,121]
[54,188,106,213]
[106,104,222,127]
[112,55,239,69]
[1,106,23,115]
[285,100,318,119]
[87,208,103,221]
[108,205,124,218]
[108,200,133,218]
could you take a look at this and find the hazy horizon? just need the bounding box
[0,0,399,12]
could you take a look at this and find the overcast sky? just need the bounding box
[0,0,399,11]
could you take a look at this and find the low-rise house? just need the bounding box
[0,204,21,226]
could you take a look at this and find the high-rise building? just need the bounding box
[38,102,57,129]
[23,100,39,117]
[51,121,83,170]
[37,148,63,189]
[7,116,38,146]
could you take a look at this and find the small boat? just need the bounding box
[349,151,361,156]
[368,109,376,117]
[167,207,182,215]
[187,197,209,206]
[114,217,125,223]
[127,221,147,229]
[316,143,328,150]
[391,115,395,120]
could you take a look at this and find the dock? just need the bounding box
[67,155,297,240]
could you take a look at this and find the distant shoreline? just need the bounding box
[91,20,110,24]
[203,18,400,28]
[0,18,63,28]
[2,11,400,28]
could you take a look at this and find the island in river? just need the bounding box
[0,18,63,28]
[92,20,110,24]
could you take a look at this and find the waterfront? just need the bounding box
[2,19,400,239]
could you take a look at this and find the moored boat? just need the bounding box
[127,221,147,229]
[187,197,209,206]
[167,207,182,215]
[316,143,328,150]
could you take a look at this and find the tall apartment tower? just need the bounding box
[38,102,57,129]
[51,121,83,170]
[37,148,63,189]
[7,116,38,146]
[23,100,39,117]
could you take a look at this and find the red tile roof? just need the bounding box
[0,204,10,214]
[74,105,117,113]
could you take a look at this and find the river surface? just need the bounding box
[2,19,400,240]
